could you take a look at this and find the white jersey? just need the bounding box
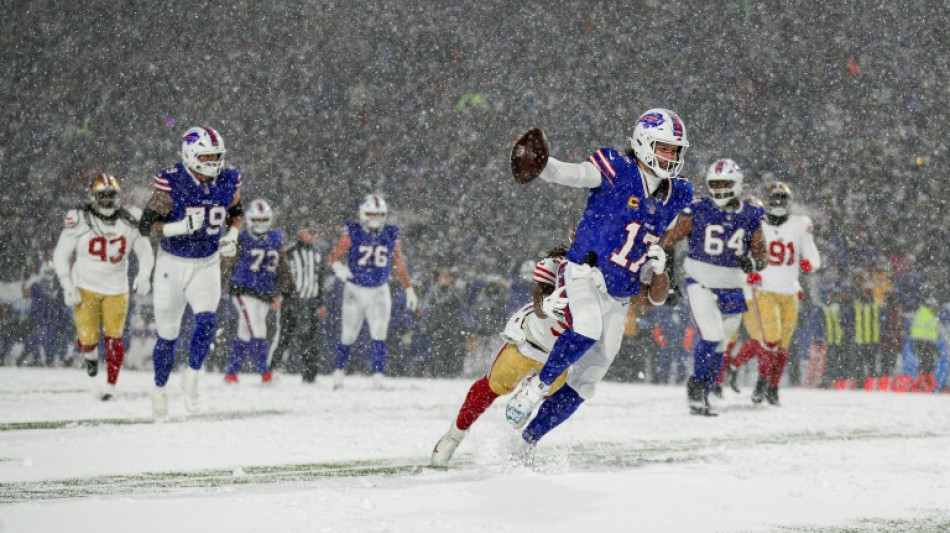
[759,214,821,294]
[52,207,153,295]
[500,256,568,363]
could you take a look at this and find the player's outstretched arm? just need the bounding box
[138,190,174,237]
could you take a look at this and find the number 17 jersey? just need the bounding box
[152,162,242,259]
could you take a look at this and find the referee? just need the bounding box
[271,226,327,382]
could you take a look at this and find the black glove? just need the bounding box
[739,256,766,274]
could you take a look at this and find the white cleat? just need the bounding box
[100,383,117,402]
[506,376,549,428]
[430,424,467,467]
[152,387,168,419]
[332,369,344,391]
[372,372,385,390]
[182,367,200,414]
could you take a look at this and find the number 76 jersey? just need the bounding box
[152,161,242,259]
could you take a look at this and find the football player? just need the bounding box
[327,194,418,389]
[719,182,821,405]
[431,244,572,467]
[53,173,154,401]
[138,126,243,417]
[660,159,767,416]
[504,108,693,442]
[223,199,292,384]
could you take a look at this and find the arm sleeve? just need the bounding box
[52,228,78,283]
[132,233,155,280]
[538,157,602,188]
[800,218,822,270]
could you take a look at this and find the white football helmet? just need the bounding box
[247,198,273,235]
[181,126,226,179]
[705,158,744,207]
[359,194,388,230]
[629,108,689,180]
[87,173,121,217]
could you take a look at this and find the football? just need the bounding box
[510,127,549,184]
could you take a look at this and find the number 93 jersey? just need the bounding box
[152,162,242,259]
[60,207,145,295]
[229,229,284,297]
[344,221,399,288]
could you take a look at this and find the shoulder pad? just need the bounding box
[534,257,561,285]
[586,147,627,182]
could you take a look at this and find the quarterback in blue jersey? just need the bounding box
[326,194,419,389]
[505,108,693,450]
[660,158,768,416]
[138,126,244,418]
[224,199,291,385]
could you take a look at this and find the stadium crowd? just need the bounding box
[1,2,947,385]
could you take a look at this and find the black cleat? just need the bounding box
[725,365,740,393]
[712,384,723,399]
[688,378,714,415]
[85,359,99,377]
[765,385,780,406]
[751,376,767,404]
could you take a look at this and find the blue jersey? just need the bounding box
[567,147,693,298]
[344,222,400,288]
[152,162,242,258]
[685,197,764,268]
[229,229,283,297]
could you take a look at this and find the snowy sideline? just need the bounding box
[1,367,949,533]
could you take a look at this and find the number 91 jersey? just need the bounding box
[152,162,242,259]
[344,221,399,288]
[229,229,284,296]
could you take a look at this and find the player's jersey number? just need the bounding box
[704,225,746,257]
[768,240,796,266]
[609,221,659,273]
[184,205,228,235]
[88,236,126,264]
[357,245,389,268]
[249,249,280,273]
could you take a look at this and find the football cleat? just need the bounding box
[372,372,384,390]
[751,376,767,404]
[430,424,467,467]
[725,365,740,393]
[765,385,780,406]
[182,367,200,414]
[100,384,116,402]
[332,369,344,391]
[505,376,549,427]
[85,359,99,377]
[712,384,723,399]
[261,370,273,384]
[152,387,168,419]
[224,373,238,384]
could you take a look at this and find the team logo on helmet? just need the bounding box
[638,113,665,128]
[182,131,201,144]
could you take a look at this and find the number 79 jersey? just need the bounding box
[344,221,399,288]
[152,162,242,259]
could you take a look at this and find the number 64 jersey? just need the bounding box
[54,207,152,295]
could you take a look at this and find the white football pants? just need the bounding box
[339,282,392,345]
[232,294,269,341]
[686,283,743,352]
[152,250,222,340]
[561,262,628,400]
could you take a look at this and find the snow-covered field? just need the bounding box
[1,367,949,533]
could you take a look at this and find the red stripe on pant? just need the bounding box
[455,376,499,431]
[105,337,124,385]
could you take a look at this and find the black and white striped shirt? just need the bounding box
[286,242,324,301]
